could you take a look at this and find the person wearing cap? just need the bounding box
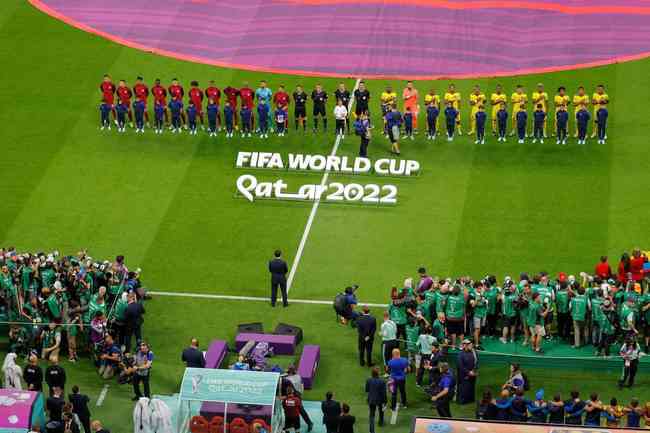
[356,306,376,367]
[431,362,455,418]
[597,298,617,356]
[456,340,478,404]
[619,337,641,388]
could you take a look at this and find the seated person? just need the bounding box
[98,334,121,379]
[8,324,30,356]
[232,355,250,371]
[502,363,525,393]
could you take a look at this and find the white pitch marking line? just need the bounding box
[149,290,387,308]
[96,384,109,407]
[286,77,363,293]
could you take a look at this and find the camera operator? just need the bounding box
[118,352,136,385]
[339,286,359,325]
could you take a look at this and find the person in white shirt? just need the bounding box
[334,100,348,138]
[380,311,398,373]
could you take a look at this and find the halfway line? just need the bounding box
[286,77,363,293]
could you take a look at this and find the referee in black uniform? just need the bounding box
[335,82,351,134]
[311,84,328,133]
[354,81,370,117]
[293,85,308,132]
[269,249,289,307]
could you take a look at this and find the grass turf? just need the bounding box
[3,0,650,431]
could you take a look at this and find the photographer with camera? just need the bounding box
[132,341,153,401]
[334,285,359,325]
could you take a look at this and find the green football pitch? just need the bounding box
[3,0,650,432]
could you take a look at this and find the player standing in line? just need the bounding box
[293,85,308,132]
[133,98,146,133]
[424,88,441,135]
[516,104,528,143]
[596,103,608,144]
[475,105,486,144]
[257,101,270,138]
[402,81,419,133]
[444,84,462,135]
[274,105,286,136]
[381,85,398,136]
[154,100,165,134]
[205,81,221,131]
[115,99,128,132]
[273,85,290,132]
[572,86,589,137]
[334,83,351,134]
[354,81,371,120]
[509,85,527,136]
[425,98,439,140]
[116,79,134,128]
[99,74,117,121]
[189,81,204,129]
[223,84,239,130]
[576,103,591,144]
[468,84,486,135]
[99,100,112,130]
[556,104,569,145]
[255,80,273,131]
[444,101,458,142]
[532,83,548,137]
[151,79,169,125]
[334,99,348,138]
[553,87,570,136]
[532,104,546,144]
[240,104,252,137]
[168,78,185,128]
[207,98,218,137]
[224,101,235,137]
[591,85,609,138]
[187,101,198,135]
[168,98,183,133]
[311,84,328,133]
[496,102,508,142]
[490,84,507,135]
[133,76,149,128]
[239,81,255,131]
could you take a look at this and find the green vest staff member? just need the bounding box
[570,288,588,348]
[445,286,465,347]
[500,284,518,343]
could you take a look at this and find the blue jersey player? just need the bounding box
[444,102,458,141]
[224,102,234,138]
[168,99,183,133]
[115,101,129,133]
[154,102,165,134]
[100,101,112,130]
[240,106,252,137]
[187,102,198,135]
[532,104,546,143]
[426,103,439,140]
[275,107,287,136]
[207,99,218,137]
[258,102,270,138]
[516,105,528,143]
[496,102,508,142]
[404,108,414,140]
[475,105,487,144]
[556,105,569,145]
[596,107,608,144]
[576,104,591,144]
[133,99,146,133]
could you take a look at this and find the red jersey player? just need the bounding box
[223,85,240,127]
[151,78,169,124]
[189,81,204,126]
[168,78,186,126]
[205,80,221,129]
[99,74,116,119]
[116,79,134,127]
[133,76,149,125]
[239,81,254,129]
[273,85,290,129]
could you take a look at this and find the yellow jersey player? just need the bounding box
[468,84,486,135]
[444,83,462,134]
[510,84,527,136]
[424,88,441,129]
[380,85,397,135]
[490,84,507,134]
[572,86,589,137]
[531,83,548,137]
[553,86,570,135]
[591,84,609,138]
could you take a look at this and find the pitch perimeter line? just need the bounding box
[149,290,387,308]
[286,77,363,293]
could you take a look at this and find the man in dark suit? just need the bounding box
[365,367,387,433]
[356,306,376,366]
[69,385,91,433]
[181,338,205,368]
[321,391,341,433]
[268,250,288,307]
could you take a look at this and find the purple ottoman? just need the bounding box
[297,345,320,389]
[205,340,228,369]
[235,333,297,355]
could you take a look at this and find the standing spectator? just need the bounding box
[570,287,588,348]
[320,391,341,433]
[132,342,153,401]
[46,387,65,422]
[387,348,408,410]
[282,387,302,433]
[619,337,641,388]
[91,420,110,433]
[24,354,43,391]
[337,403,355,433]
[124,293,145,353]
[380,311,397,370]
[618,253,631,284]
[45,357,66,396]
[416,329,438,387]
[595,256,612,280]
[457,340,478,404]
[69,385,91,433]
[181,338,205,368]
[365,367,386,433]
[431,363,455,418]
[268,250,288,307]
[630,249,647,288]
[356,306,376,367]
